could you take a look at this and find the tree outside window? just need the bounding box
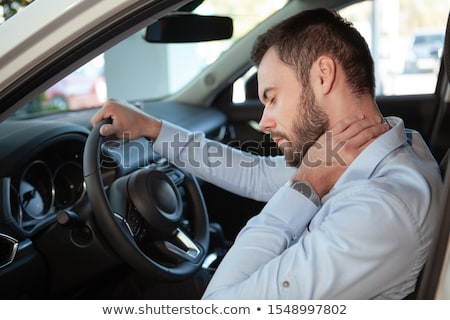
[1,0,33,22]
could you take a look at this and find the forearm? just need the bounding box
[202,186,318,299]
[152,121,294,201]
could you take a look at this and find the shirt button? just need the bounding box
[282,281,290,288]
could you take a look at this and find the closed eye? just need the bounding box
[266,97,275,107]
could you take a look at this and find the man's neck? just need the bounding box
[327,94,382,129]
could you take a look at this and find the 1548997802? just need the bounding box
[267,304,347,315]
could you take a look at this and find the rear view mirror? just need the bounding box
[145,14,233,43]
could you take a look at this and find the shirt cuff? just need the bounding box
[261,185,319,238]
[152,120,194,160]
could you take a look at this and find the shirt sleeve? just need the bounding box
[202,183,421,300]
[202,185,318,299]
[152,120,295,202]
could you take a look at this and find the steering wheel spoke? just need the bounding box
[108,176,129,217]
[113,212,135,237]
[163,228,203,262]
[165,168,185,187]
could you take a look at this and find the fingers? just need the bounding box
[90,99,162,140]
[348,121,389,150]
[90,99,117,129]
[99,123,113,136]
[327,114,389,165]
[331,113,365,134]
[332,114,381,137]
[312,114,389,166]
[332,114,388,145]
[91,99,133,120]
[90,99,133,137]
[296,114,390,197]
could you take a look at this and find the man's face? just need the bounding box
[257,47,329,167]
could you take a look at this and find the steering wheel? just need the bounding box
[83,119,209,280]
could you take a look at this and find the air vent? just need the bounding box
[0,234,18,268]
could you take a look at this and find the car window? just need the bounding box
[11,0,287,117]
[339,0,448,96]
[232,0,449,103]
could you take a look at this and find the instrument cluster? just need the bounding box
[8,135,86,233]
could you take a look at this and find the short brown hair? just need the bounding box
[251,8,375,97]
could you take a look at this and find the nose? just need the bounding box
[259,106,276,133]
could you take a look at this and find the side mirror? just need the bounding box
[145,14,233,43]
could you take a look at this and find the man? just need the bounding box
[91,8,442,299]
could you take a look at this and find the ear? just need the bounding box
[311,56,336,96]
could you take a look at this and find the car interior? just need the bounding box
[0,0,449,299]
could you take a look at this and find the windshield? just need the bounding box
[12,0,288,118]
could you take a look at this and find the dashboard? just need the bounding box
[0,102,227,298]
[0,119,91,298]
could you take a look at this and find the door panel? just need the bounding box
[218,102,278,157]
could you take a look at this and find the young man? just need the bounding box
[91,8,442,299]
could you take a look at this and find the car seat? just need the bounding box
[413,12,450,300]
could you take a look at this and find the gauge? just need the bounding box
[54,162,85,209]
[19,160,54,218]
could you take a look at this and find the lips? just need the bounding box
[272,137,283,146]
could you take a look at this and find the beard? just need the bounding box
[276,85,329,167]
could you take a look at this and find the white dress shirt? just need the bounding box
[153,116,442,299]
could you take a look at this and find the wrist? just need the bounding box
[293,170,327,198]
[141,117,162,141]
[287,179,321,207]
